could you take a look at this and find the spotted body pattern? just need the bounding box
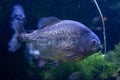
[8,4,101,62]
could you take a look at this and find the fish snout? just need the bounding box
[96,45,102,52]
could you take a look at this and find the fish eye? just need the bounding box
[92,39,97,44]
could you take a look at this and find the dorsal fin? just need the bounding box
[37,16,60,29]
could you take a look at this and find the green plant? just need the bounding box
[105,43,120,68]
[76,53,116,80]
[27,43,120,80]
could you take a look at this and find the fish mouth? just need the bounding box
[93,46,102,53]
[97,45,102,51]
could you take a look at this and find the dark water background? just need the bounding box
[0,0,120,80]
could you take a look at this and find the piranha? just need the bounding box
[8,4,101,67]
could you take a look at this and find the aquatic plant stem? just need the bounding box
[93,0,106,54]
[93,0,106,80]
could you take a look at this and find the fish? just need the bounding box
[8,4,101,66]
[92,16,107,24]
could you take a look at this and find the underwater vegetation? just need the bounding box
[26,43,120,80]
[105,43,120,68]
[1,0,120,80]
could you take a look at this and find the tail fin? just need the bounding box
[8,4,26,52]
